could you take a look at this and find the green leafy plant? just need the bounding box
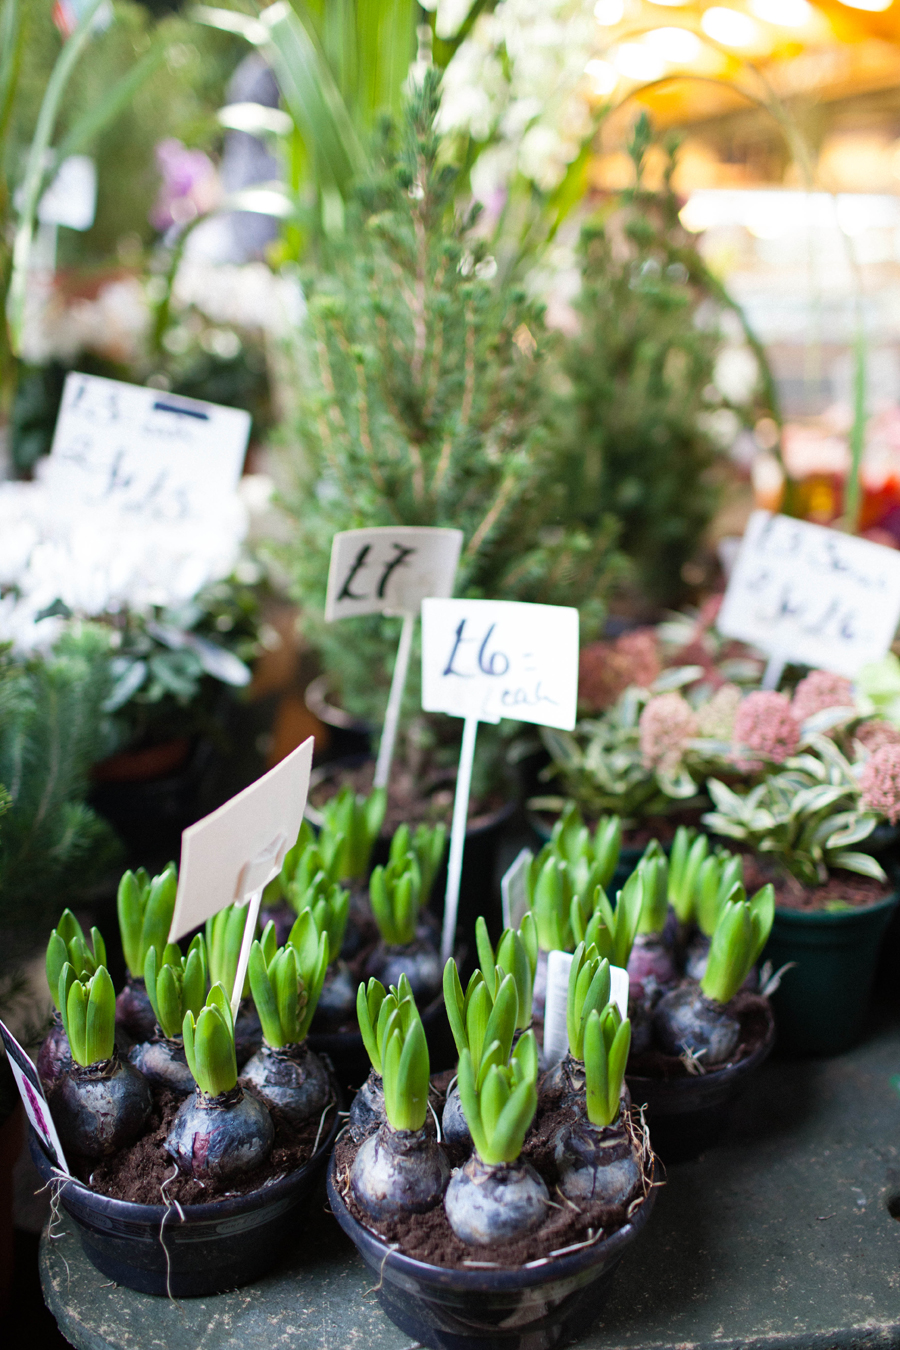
[57,963,116,1068]
[117,862,178,981]
[356,973,414,1078]
[205,901,253,998]
[143,936,208,1041]
[566,944,615,1063]
[248,912,329,1049]
[547,804,621,898]
[701,888,775,1006]
[370,851,422,946]
[182,983,238,1098]
[319,786,386,882]
[46,910,105,1012]
[389,821,447,902]
[635,840,669,935]
[474,914,538,1033]
[525,852,574,953]
[456,1029,539,1167]
[360,982,430,1133]
[583,1005,631,1130]
[695,852,745,940]
[667,827,710,924]
[571,865,643,970]
[287,869,350,961]
[443,957,520,1079]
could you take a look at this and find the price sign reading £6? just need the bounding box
[421,598,579,731]
[718,510,900,680]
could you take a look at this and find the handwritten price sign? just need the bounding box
[325,527,462,621]
[718,510,900,678]
[421,598,579,730]
[47,372,250,522]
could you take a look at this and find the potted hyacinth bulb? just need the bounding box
[115,862,178,1041]
[683,850,746,981]
[442,948,523,1146]
[167,983,274,1181]
[350,988,449,1220]
[552,952,638,1207]
[366,843,441,1001]
[445,1030,546,1245]
[241,912,332,1126]
[205,901,263,1066]
[128,936,208,1093]
[52,963,152,1158]
[291,868,353,1029]
[626,841,677,1000]
[39,910,106,1093]
[349,974,415,1140]
[653,886,775,1065]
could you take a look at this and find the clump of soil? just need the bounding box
[310,760,508,834]
[739,855,894,913]
[75,1084,336,1205]
[627,989,773,1082]
[332,1078,655,1270]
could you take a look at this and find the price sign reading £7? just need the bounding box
[718,510,900,681]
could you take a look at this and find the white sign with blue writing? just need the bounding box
[717,510,900,679]
[325,527,462,621]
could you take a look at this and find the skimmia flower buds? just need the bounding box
[117,862,178,980]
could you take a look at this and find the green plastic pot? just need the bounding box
[762,890,899,1055]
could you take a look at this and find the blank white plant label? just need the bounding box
[718,510,900,678]
[542,953,630,1065]
[47,372,250,521]
[325,527,463,620]
[501,847,533,930]
[0,1019,70,1175]
[421,598,579,729]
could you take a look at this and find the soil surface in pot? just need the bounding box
[628,990,771,1081]
[72,1083,336,1205]
[529,806,705,852]
[740,857,894,913]
[310,760,507,833]
[332,1073,655,1270]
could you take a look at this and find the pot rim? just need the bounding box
[626,993,776,1091]
[30,1080,342,1224]
[326,1153,657,1292]
[772,889,899,923]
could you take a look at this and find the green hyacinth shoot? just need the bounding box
[583,1003,632,1129]
[701,885,774,1006]
[117,862,178,981]
[667,827,709,924]
[566,943,614,1062]
[456,1029,539,1166]
[695,851,745,939]
[182,983,238,1098]
[320,785,386,882]
[248,911,329,1049]
[356,974,414,1077]
[357,977,429,1132]
[287,866,349,963]
[369,850,422,946]
[144,935,208,1041]
[46,910,106,1014]
[635,840,669,935]
[526,805,622,953]
[389,821,447,904]
[206,902,255,999]
[474,914,538,1032]
[570,865,644,970]
[58,964,116,1068]
[444,956,519,1078]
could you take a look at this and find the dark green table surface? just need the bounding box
[40,1009,900,1350]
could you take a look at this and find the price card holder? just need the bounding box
[718,510,900,680]
[0,1020,69,1175]
[542,954,630,1066]
[324,527,463,789]
[421,598,579,963]
[168,737,314,1016]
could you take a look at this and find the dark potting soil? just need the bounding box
[740,856,894,913]
[627,988,772,1082]
[310,760,507,833]
[622,808,705,851]
[74,1084,336,1205]
[332,1077,655,1271]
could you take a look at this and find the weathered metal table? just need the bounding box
[40,1007,900,1350]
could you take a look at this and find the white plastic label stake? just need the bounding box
[718,510,900,679]
[542,954,630,1066]
[440,713,479,965]
[501,848,534,931]
[0,1020,69,1175]
[325,527,463,789]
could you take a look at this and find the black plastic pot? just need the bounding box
[626,999,775,1163]
[327,1155,657,1350]
[29,1090,341,1297]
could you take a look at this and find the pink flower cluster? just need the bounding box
[855,720,900,754]
[791,670,854,723]
[578,630,661,713]
[860,744,900,824]
[732,691,800,771]
[639,693,698,773]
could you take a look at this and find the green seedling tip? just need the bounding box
[183,983,238,1097]
[59,963,116,1068]
[380,999,430,1132]
[46,911,106,1012]
[474,916,536,1031]
[248,913,329,1049]
[117,862,177,980]
[635,840,669,935]
[566,943,612,1062]
[456,1029,539,1166]
[206,901,254,998]
[700,884,775,1005]
[584,1004,632,1129]
[144,935,208,1041]
[320,785,386,881]
[369,851,422,946]
[668,828,708,924]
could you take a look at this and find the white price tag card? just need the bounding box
[0,1020,70,1174]
[501,848,533,931]
[421,598,579,729]
[47,372,251,522]
[542,954,630,1066]
[169,737,313,943]
[718,510,900,678]
[325,526,463,621]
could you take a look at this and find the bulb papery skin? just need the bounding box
[166,1085,274,1181]
[554,1116,641,1207]
[115,977,156,1044]
[348,1070,385,1142]
[38,1013,72,1095]
[628,934,677,994]
[540,1053,631,1116]
[350,1123,449,1220]
[52,1054,152,1159]
[441,1083,471,1148]
[653,983,740,1064]
[444,1154,549,1246]
[683,934,711,983]
[366,937,441,1005]
[128,1036,195,1095]
[313,962,357,1031]
[239,1041,331,1127]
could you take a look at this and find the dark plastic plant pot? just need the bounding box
[626,1000,775,1163]
[28,1090,341,1298]
[310,992,454,1096]
[326,1155,658,1350]
[762,891,900,1055]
